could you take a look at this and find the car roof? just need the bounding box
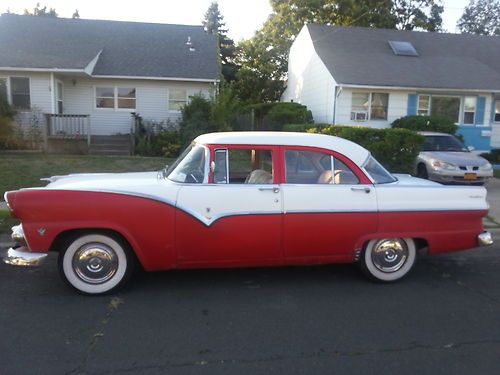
[194,132,370,166]
[418,131,453,136]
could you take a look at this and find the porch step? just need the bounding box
[89,135,132,156]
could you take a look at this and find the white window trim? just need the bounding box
[417,94,487,126]
[351,91,389,122]
[9,76,32,111]
[0,76,10,105]
[462,96,477,126]
[55,79,64,114]
[168,88,189,113]
[494,99,500,124]
[94,86,136,111]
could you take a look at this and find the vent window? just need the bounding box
[388,41,418,56]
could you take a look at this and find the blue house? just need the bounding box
[283,24,500,152]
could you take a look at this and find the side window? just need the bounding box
[213,148,273,184]
[285,150,359,185]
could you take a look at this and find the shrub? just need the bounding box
[480,149,500,164]
[211,84,241,131]
[282,123,330,132]
[179,95,217,146]
[132,115,180,157]
[242,102,313,130]
[0,97,16,150]
[391,115,458,135]
[291,124,424,173]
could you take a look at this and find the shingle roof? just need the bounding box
[0,14,219,80]
[307,24,500,91]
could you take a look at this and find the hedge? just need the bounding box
[285,124,424,174]
[391,115,458,135]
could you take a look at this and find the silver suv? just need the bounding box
[415,132,493,185]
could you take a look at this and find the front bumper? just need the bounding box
[428,170,492,185]
[478,231,493,246]
[3,246,48,267]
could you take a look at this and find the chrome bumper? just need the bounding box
[3,246,48,267]
[478,231,493,246]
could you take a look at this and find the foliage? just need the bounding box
[391,115,458,135]
[0,96,16,150]
[24,2,58,17]
[133,115,180,157]
[72,9,80,19]
[242,102,313,130]
[211,84,241,130]
[179,95,217,146]
[234,0,444,103]
[203,2,238,81]
[480,149,500,164]
[283,123,330,132]
[291,124,424,173]
[457,0,500,36]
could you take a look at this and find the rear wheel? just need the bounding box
[360,238,416,282]
[417,163,429,179]
[58,233,133,295]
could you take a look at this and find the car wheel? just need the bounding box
[58,233,133,295]
[417,164,428,179]
[360,238,416,282]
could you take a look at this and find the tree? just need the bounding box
[24,2,58,17]
[202,2,238,82]
[234,0,444,103]
[72,9,80,19]
[457,0,500,36]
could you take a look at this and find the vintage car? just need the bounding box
[3,132,493,294]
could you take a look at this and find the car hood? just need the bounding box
[42,171,162,191]
[421,151,488,166]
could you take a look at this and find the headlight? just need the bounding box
[430,159,456,171]
[479,162,492,171]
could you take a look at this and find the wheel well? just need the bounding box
[361,237,429,253]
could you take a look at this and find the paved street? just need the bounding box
[1,181,500,374]
[1,240,500,374]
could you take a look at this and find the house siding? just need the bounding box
[282,27,336,123]
[61,78,213,135]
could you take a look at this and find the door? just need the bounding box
[281,147,378,260]
[175,146,283,266]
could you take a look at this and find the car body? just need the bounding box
[415,131,493,185]
[3,131,493,294]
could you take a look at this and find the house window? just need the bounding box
[351,92,388,121]
[96,87,115,108]
[10,77,30,109]
[463,96,476,124]
[494,99,500,123]
[169,88,187,111]
[0,78,7,102]
[417,95,430,115]
[430,96,460,123]
[117,88,136,109]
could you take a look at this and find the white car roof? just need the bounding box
[194,131,370,166]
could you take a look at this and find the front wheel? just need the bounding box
[58,233,133,295]
[360,238,416,282]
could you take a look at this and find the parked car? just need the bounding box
[415,131,493,185]
[3,132,493,294]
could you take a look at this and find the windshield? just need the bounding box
[421,135,467,152]
[363,156,397,184]
[167,144,206,183]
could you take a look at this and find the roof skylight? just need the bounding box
[388,41,419,56]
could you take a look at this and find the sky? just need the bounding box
[0,0,472,41]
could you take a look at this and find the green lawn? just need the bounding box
[495,169,500,179]
[0,153,172,197]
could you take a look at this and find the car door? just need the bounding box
[281,147,378,261]
[175,145,283,266]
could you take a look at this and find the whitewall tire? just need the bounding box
[361,238,416,282]
[58,233,133,295]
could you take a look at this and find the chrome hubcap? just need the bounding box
[371,239,408,273]
[72,243,118,284]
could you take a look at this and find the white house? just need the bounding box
[282,24,500,152]
[0,14,219,153]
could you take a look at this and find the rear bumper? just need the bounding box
[3,246,48,267]
[478,231,493,246]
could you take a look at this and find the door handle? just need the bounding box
[259,187,280,193]
[351,187,371,193]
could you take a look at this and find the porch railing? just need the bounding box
[45,114,91,147]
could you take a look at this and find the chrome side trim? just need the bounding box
[478,231,493,246]
[3,247,48,267]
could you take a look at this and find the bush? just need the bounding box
[242,102,313,130]
[211,84,241,131]
[391,115,458,135]
[179,95,217,146]
[282,123,330,132]
[480,149,500,164]
[132,115,181,157]
[291,124,424,173]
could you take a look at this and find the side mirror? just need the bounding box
[467,146,475,152]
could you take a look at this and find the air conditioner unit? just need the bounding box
[351,111,368,121]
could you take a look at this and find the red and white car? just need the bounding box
[3,132,493,294]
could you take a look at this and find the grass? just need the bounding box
[0,153,173,197]
[0,209,18,234]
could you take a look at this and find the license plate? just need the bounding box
[464,173,477,180]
